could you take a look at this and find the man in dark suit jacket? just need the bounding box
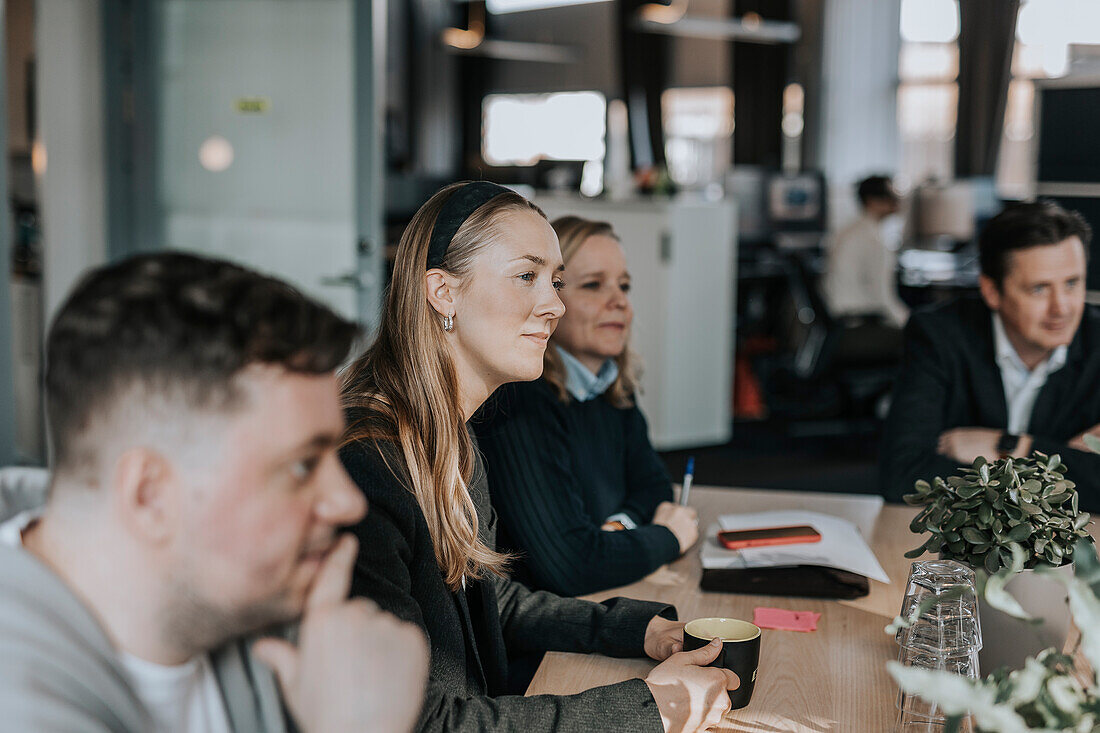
[882,201,1100,507]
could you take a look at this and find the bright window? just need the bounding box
[482,91,606,168]
[487,0,609,13]
[661,87,734,189]
[900,0,960,43]
[997,0,1100,197]
[897,0,960,187]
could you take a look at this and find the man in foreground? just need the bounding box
[882,201,1100,506]
[0,252,428,731]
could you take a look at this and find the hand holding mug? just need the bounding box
[644,615,686,661]
[645,638,739,732]
[682,618,761,710]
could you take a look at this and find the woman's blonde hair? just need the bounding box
[341,182,545,591]
[543,215,640,408]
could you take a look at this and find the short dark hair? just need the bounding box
[45,252,359,472]
[857,175,897,206]
[978,200,1092,288]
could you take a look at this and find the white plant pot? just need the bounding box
[977,561,1074,674]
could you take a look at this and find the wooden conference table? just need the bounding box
[526,486,919,732]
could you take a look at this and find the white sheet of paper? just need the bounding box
[701,509,890,584]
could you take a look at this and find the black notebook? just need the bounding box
[700,565,871,600]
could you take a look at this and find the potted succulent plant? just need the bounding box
[903,451,1092,672]
[887,534,1100,732]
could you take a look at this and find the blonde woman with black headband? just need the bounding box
[339,182,736,732]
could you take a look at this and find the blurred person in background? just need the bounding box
[822,175,908,328]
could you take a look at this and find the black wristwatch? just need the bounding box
[997,432,1020,458]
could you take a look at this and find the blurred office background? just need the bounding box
[3,0,1099,496]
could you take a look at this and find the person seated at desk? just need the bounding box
[822,174,908,329]
[882,201,1100,505]
[474,215,698,597]
[0,252,429,731]
[340,183,736,733]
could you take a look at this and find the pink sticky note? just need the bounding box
[753,606,821,632]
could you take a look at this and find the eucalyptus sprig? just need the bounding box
[904,452,1091,573]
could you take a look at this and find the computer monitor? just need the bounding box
[766,171,826,234]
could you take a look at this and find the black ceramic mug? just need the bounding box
[682,617,761,709]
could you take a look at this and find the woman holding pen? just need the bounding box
[475,215,699,598]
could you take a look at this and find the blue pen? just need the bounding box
[679,456,695,506]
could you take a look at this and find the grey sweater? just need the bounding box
[0,527,291,732]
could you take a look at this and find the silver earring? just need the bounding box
[443,313,454,332]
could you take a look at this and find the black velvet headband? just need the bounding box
[426,181,513,270]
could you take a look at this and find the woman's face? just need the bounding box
[552,233,633,374]
[450,210,566,393]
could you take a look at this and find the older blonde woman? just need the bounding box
[475,216,699,598]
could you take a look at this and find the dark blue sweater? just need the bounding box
[474,379,680,596]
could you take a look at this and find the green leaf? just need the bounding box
[1084,433,1100,454]
[1019,501,1042,516]
[984,549,1001,574]
[944,512,968,531]
[979,462,990,484]
[904,543,928,559]
[954,483,983,500]
[977,503,993,526]
[961,527,990,544]
[1004,523,1033,542]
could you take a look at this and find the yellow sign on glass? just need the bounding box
[235,97,270,114]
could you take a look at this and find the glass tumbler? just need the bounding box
[893,560,982,732]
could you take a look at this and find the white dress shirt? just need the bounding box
[992,313,1068,435]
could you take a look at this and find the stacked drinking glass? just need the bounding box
[893,559,982,732]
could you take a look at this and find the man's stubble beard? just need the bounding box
[162,570,300,655]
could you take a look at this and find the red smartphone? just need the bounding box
[717,524,822,550]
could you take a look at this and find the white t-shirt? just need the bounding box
[0,510,232,733]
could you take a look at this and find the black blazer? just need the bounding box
[881,297,1100,506]
[339,428,672,732]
